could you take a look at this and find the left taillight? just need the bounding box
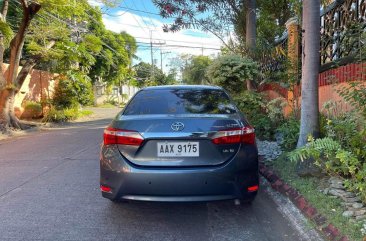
[211,126,255,145]
[103,127,144,146]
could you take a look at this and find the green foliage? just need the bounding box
[276,117,300,150]
[206,54,259,94]
[53,71,94,109]
[8,0,135,88]
[23,101,43,118]
[337,81,366,117]
[265,98,286,127]
[288,137,341,164]
[182,55,212,85]
[272,154,364,241]
[133,62,176,87]
[288,137,366,202]
[234,91,265,121]
[0,21,13,47]
[83,34,103,53]
[321,101,366,162]
[326,115,366,162]
[43,106,92,123]
[43,107,68,122]
[234,93,288,140]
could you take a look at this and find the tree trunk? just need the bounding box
[296,0,321,176]
[0,1,41,132]
[245,0,256,51]
[245,0,256,91]
[0,88,21,131]
[6,2,41,85]
[0,0,9,90]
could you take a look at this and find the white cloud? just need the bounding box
[88,0,104,7]
[102,12,224,72]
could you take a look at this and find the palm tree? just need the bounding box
[296,0,321,176]
[245,0,256,90]
[297,0,320,147]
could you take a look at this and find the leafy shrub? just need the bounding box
[43,107,67,123]
[43,107,80,123]
[53,71,94,109]
[325,114,366,162]
[337,81,366,117]
[288,137,366,203]
[234,93,287,140]
[276,117,300,151]
[321,101,366,162]
[265,98,286,127]
[233,91,273,139]
[234,91,265,120]
[251,113,276,140]
[319,113,328,138]
[23,101,42,118]
[63,108,80,121]
[206,54,259,94]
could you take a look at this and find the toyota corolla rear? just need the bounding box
[100,86,259,202]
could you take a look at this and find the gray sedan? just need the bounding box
[100,85,259,202]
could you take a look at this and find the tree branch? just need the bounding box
[190,15,234,52]
[20,0,28,9]
[15,40,56,91]
[0,0,9,21]
[6,2,41,85]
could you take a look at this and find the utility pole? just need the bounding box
[160,49,170,72]
[150,30,154,79]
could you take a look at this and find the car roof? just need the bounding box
[141,85,223,91]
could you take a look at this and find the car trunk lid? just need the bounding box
[109,114,251,167]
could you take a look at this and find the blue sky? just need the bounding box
[89,0,223,73]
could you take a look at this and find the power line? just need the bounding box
[135,42,220,50]
[134,36,219,46]
[114,6,167,18]
[137,0,164,40]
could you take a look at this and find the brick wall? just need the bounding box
[259,62,366,115]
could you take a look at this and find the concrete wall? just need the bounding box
[1,64,58,117]
[94,84,139,106]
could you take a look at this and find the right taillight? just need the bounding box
[241,126,255,145]
[211,126,255,145]
[103,127,144,146]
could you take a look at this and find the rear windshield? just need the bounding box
[123,89,237,115]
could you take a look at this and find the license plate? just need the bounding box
[157,142,199,157]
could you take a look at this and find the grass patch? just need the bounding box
[43,108,94,123]
[79,109,93,117]
[272,154,363,241]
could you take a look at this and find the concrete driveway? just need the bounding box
[0,107,323,241]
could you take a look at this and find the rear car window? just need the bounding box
[123,89,237,115]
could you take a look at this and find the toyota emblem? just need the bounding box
[171,122,185,131]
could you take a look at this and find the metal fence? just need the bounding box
[320,0,366,71]
[260,0,366,76]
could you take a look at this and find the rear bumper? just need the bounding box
[100,145,259,202]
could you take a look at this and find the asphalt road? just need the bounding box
[0,108,322,241]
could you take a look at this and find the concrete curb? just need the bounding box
[259,156,349,241]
